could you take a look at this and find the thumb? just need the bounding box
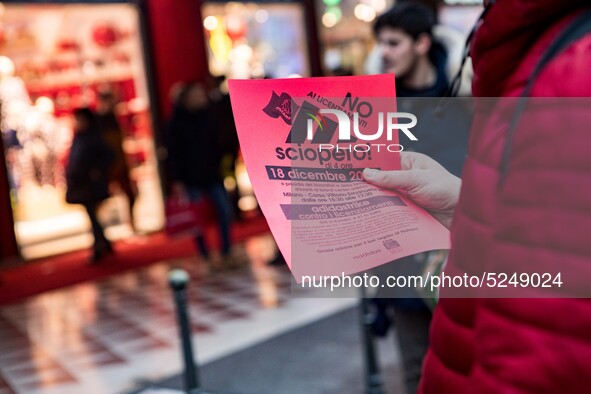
[363,168,418,191]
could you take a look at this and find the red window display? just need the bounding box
[0,2,164,260]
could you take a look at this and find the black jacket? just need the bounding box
[65,128,114,204]
[373,41,472,308]
[167,106,223,188]
[396,41,471,177]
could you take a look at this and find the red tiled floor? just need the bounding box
[0,235,354,394]
[7,360,68,380]
[18,373,77,391]
[0,373,17,394]
[123,337,172,353]
[190,323,213,334]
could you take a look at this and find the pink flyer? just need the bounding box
[229,75,450,282]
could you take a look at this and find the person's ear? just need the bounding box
[414,33,432,56]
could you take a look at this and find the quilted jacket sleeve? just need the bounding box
[470,32,591,394]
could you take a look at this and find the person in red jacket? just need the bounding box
[364,0,591,392]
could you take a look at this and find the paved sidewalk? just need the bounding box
[131,307,405,394]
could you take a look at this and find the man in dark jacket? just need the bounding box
[66,108,114,263]
[167,82,233,266]
[97,91,137,233]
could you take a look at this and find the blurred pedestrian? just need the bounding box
[365,0,473,96]
[210,76,242,221]
[65,108,114,263]
[96,91,138,233]
[167,82,234,268]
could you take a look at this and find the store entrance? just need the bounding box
[0,2,164,260]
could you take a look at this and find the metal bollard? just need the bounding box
[169,269,201,394]
[359,285,385,394]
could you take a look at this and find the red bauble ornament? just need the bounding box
[92,23,119,48]
[56,39,80,52]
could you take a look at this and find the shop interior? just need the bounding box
[200,0,315,215]
[201,1,311,79]
[0,2,164,259]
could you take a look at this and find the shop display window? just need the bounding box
[201,1,311,79]
[200,1,312,216]
[0,2,164,259]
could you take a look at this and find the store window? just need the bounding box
[200,1,314,216]
[0,2,163,259]
[201,1,311,79]
[316,0,392,75]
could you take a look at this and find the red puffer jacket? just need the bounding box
[420,1,591,393]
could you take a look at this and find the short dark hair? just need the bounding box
[98,90,116,103]
[373,3,436,40]
[73,107,96,125]
[177,80,206,106]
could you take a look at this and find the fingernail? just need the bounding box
[363,168,378,178]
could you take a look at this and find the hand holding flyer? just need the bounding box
[229,75,450,282]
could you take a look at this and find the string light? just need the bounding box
[322,5,342,28]
[354,4,376,22]
[203,15,219,31]
[322,11,338,28]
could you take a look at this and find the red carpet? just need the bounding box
[0,216,270,306]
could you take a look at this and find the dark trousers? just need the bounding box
[83,201,110,253]
[393,305,432,394]
[110,167,137,229]
[187,182,232,257]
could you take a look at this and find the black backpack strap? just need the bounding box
[499,8,591,185]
